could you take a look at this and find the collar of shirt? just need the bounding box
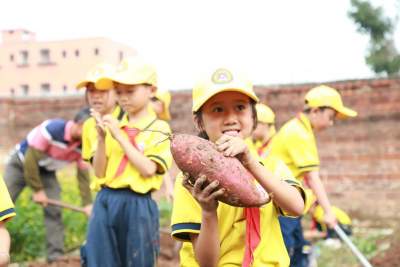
[297,112,313,133]
[119,107,157,130]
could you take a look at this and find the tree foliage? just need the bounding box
[348,0,400,76]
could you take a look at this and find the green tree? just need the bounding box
[348,0,400,76]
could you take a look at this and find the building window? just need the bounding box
[10,88,15,95]
[94,48,99,56]
[75,50,80,57]
[119,51,124,61]
[41,83,51,94]
[63,85,68,93]
[62,50,67,58]
[19,50,29,66]
[21,84,29,95]
[40,49,51,64]
[10,54,14,62]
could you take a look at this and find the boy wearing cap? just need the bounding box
[83,57,172,267]
[0,177,16,267]
[3,108,93,263]
[268,85,357,267]
[76,63,124,164]
[252,103,276,158]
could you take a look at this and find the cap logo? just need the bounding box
[211,68,233,84]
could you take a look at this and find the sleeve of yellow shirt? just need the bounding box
[285,130,320,173]
[81,118,97,162]
[143,120,172,174]
[171,173,202,242]
[0,177,16,222]
[262,156,312,216]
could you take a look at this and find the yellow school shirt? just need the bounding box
[94,110,172,193]
[171,148,308,267]
[0,177,16,221]
[81,106,124,162]
[269,113,319,180]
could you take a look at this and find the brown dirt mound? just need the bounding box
[370,242,400,267]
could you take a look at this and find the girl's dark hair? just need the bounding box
[74,107,91,123]
[303,101,332,114]
[193,99,258,140]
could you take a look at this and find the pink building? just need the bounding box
[0,29,137,96]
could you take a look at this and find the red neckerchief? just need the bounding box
[257,139,271,157]
[113,126,140,178]
[243,207,261,267]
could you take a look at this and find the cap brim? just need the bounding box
[193,87,259,112]
[76,81,90,89]
[95,77,114,90]
[336,106,357,119]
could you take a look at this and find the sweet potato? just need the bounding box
[171,134,270,207]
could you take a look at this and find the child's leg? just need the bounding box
[111,190,159,267]
[41,170,64,262]
[84,189,120,267]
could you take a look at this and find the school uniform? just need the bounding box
[81,106,124,162]
[0,177,16,222]
[171,144,308,267]
[268,113,319,267]
[83,111,172,267]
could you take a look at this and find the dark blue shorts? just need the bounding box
[82,187,159,267]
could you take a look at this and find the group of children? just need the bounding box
[0,56,357,267]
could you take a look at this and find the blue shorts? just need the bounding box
[82,187,159,267]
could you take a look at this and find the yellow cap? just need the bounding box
[95,57,157,89]
[256,103,275,124]
[155,90,171,121]
[76,63,115,90]
[192,68,259,112]
[305,85,357,118]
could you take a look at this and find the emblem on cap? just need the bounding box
[211,68,233,84]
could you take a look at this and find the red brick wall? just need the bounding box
[1,78,399,219]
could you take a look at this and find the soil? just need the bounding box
[370,241,400,267]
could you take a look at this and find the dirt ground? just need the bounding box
[370,241,400,267]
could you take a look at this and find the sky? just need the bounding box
[2,0,399,90]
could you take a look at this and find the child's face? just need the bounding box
[114,83,153,115]
[198,91,254,142]
[252,122,270,142]
[86,83,116,115]
[310,107,337,131]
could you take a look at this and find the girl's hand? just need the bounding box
[215,134,253,164]
[90,109,106,139]
[102,115,122,140]
[182,172,225,213]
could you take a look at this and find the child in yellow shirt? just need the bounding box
[252,103,276,158]
[171,68,308,267]
[82,57,172,267]
[0,177,16,267]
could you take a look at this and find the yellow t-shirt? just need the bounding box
[269,113,320,180]
[171,146,308,267]
[94,110,172,193]
[81,106,124,162]
[0,177,16,222]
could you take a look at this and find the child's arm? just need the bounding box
[216,135,304,216]
[91,110,108,178]
[304,170,337,228]
[183,174,225,267]
[0,221,10,267]
[103,115,158,177]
